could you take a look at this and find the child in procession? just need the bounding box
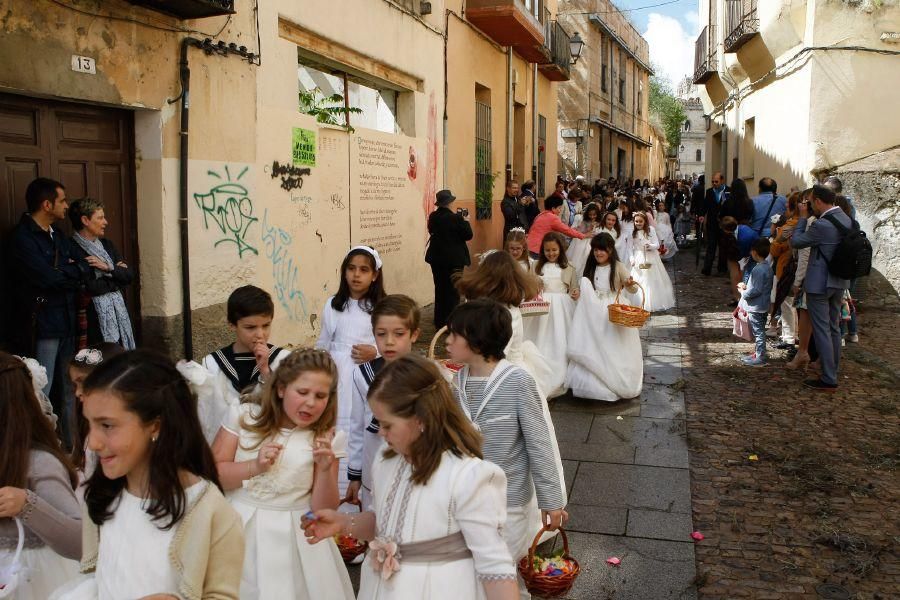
[629,211,675,311]
[316,246,386,497]
[55,350,244,600]
[566,233,644,401]
[346,295,422,511]
[446,300,568,599]
[302,355,519,600]
[212,348,354,599]
[566,203,603,275]
[523,232,578,397]
[504,228,533,272]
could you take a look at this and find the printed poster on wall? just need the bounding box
[349,129,431,304]
[292,127,316,167]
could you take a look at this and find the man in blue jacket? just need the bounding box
[9,178,90,427]
[790,185,851,391]
[749,177,787,235]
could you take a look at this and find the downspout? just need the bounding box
[506,47,513,182]
[443,10,450,188]
[531,63,538,185]
[178,37,203,360]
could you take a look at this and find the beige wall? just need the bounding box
[445,0,561,255]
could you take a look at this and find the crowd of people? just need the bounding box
[0,169,864,599]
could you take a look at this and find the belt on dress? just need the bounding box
[398,531,472,564]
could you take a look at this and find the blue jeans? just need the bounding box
[748,311,768,360]
[34,336,76,444]
[847,278,858,335]
[807,289,844,386]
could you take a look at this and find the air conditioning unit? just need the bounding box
[125,0,235,19]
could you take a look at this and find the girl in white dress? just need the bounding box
[618,203,636,268]
[316,246,385,497]
[53,350,244,600]
[566,234,644,401]
[524,232,578,398]
[301,355,519,600]
[212,348,354,600]
[0,353,80,600]
[654,201,678,260]
[566,203,603,276]
[504,228,533,272]
[629,212,676,312]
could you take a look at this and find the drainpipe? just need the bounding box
[178,37,203,359]
[531,63,538,185]
[443,10,450,188]
[506,47,513,182]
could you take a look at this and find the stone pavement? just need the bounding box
[547,258,698,600]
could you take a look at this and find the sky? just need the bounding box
[608,0,700,89]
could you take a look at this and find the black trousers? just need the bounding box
[703,225,727,273]
[431,264,462,329]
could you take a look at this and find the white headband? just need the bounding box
[349,245,383,270]
[509,227,526,234]
[477,248,499,265]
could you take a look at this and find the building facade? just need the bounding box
[692,0,900,289]
[675,76,705,179]
[557,0,652,184]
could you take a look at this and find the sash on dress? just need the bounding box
[398,531,473,564]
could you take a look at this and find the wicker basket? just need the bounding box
[519,297,550,317]
[334,505,368,563]
[517,526,580,598]
[608,282,650,328]
[427,326,464,372]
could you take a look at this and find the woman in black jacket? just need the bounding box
[68,198,135,349]
[424,189,473,329]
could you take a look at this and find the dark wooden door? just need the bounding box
[0,93,138,347]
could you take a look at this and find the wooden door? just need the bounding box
[0,93,138,348]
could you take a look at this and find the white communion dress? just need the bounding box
[566,225,600,276]
[224,404,354,600]
[523,263,576,398]
[358,451,517,600]
[316,296,378,497]
[565,268,644,401]
[629,227,676,311]
[618,220,635,267]
[655,212,678,260]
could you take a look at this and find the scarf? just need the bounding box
[73,233,136,349]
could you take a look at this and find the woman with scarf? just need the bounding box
[67,198,135,349]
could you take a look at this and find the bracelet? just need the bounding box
[344,513,356,537]
[247,461,254,479]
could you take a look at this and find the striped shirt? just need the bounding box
[453,362,565,510]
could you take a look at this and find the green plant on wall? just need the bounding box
[299,88,363,132]
[475,146,498,219]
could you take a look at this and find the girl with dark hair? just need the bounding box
[316,246,386,498]
[0,352,81,599]
[525,233,578,397]
[62,349,243,599]
[212,349,354,599]
[628,212,675,311]
[721,178,754,225]
[301,355,518,600]
[566,234,643,401]
[567,203,603,275]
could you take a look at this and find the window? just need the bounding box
[538,115,547,197]
[619,50,626,105]
[684,120,691,132]
[601,65,608,93]
[619,78,626,104]
[696,149,702,162]
[475,84,492,218]
[638,80,643,115]
[298,63,401,134]
[601,38,608,93]
[740,117,755,179]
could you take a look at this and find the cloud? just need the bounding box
[642,12,698,89]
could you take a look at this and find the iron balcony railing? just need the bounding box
[543,20,572,77]
[724,0,759,52]
[693,25,718,84]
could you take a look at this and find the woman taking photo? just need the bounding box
[424,189,473,329]
[68,198,135,349]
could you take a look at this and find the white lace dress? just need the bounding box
[565,267,644,401]
[358,452,516,600]
[654,212,678,260]
[523,263,575,398]
[629,228,676,311]
[566,225,600,276]
[223,404,354,599]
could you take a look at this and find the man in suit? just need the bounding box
[500,180,526,240]
[425,189,473,329]
[790,185,850,391]
[699,172,729,275]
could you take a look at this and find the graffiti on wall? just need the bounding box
[194,166,258,257]
[261,209,307,321]
[268,160,311,192]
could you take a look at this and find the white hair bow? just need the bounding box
[349,245,383,270]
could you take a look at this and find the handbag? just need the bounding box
[732,307,752,341]
[0,518,25,598]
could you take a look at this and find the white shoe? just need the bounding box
[846,334,859,343]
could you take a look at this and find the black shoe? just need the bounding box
[728,300,739,308]
[701,269,711,276]
[776,341,795,350]
[803,379,837,392]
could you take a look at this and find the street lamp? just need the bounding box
[570,32,585,64]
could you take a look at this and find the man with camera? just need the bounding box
[501,180,528,240]
[425,189,473,328]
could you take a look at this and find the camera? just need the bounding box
[457,208,469,217]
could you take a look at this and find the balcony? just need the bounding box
[466,0,545,56]
[723,0,759,52]
[538,20,572,81]
[693,25,717,84]
[125,0,234,19]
